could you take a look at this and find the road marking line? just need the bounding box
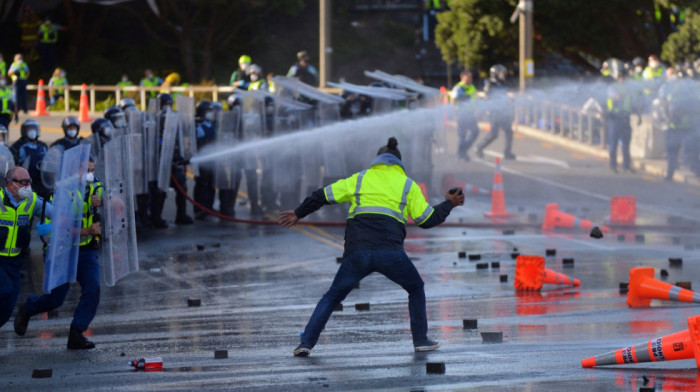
[540,142,554,149]
[514,133,525,140]
[642,174,659,183]
[571,153,586,160]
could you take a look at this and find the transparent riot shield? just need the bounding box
[215,109,241,189]
[157,110,179,191]
[240,93,264,171]
[102,135,139,286]
[40,145,63,190]
[177,95,198,176]
[0,145,15,178]
[127,111,147,195]
[145,99,159,183]
[43,143,90,294]
[317,102,346,182]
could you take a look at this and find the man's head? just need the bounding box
[86,156,95,183]
[376,137,402,160]
[297,50,310,66]
[648,55,661,69]
[460,70,472,84]
[666,67,677,81]
[14,54,22,63]
[144,69,153,78]
[5,167,32,200]
[239,55,251,71]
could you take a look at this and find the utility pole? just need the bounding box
[319,0,331,87]
[510,0,533,91]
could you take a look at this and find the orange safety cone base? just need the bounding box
[542,203,610,232]
[627,266,700,308]
[33,79,49,116]
[582,314,700,368]
[514,255,545,291]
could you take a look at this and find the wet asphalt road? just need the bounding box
[2,123,700,391]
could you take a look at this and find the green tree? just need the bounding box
[661,11,700,64]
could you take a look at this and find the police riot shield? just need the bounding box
[317,102,346,182]
[145,99,160,183]
[0,145,15,178]
[127,110,147,195]
[239,91,265,171]
[157,110,179,191]
[177,95,198,176]
[364,70,441,107]
[43,143,90,294]
[40,145,63,190]
[102,135,139,286]
[215,109,241,189]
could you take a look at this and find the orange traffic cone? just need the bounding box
[441,173,490,196]
[581,314,700,368]
[78,83,92,122]
[33,79,49,116]
[627,266,700,308]
[514,255,580,291]
[610,195,636,226]
[542,203,610,232]
[484,157,513,218]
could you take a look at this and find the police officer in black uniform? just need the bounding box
[476,64,516,160]
[51,116,83,151]
[15,119,50,199]
[193,100,217,219]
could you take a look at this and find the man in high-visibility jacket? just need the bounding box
[0,167,52,330]
[8,54,30,115]
[0,76,15,129]
[450,70,479,161]
[37,16,59,73]
[280,137,464,357]
[14,157,102,349]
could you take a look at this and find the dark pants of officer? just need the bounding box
[23,248,100,332]
[665,129,686,179]
[229,169,259,215]
[0,114,9,129]
[0,255,23,328]
[194,166,215,215]
[683,130,700,176]
[607,114,632,170]
[14,80,28,114]
[135,193,150,227]
[478,113,514,155]
[457,112,479,158]
[37,43,56,73]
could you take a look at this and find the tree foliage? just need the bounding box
[662,11,700,64]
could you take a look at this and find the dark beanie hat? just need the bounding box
[377,137,402,160]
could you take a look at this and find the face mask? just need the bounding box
[17,185,32,200]
[86,172,95,183]
[67,129,78,138]
[250,74,259,82]
[650,61,659,68]
[114,118,127,128]
[27,130,37,140]
[122,76,128,82]
[102,126,113,137]
[204,112,215,122]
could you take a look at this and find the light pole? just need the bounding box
[319,0,331,87]
[510,0,533,91]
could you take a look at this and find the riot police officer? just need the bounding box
[104,105,128,135]
[86,118,112,161]
[119,97,138,113]
[451,70,479,161]
[606,64,637,173]
[51,116,83,151]
[476,64,515,160]
[193,100,217,219]
[16,119,50,199]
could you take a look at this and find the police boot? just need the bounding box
[219,189,236,217]
[175,192,194,225]
[150,193,168,229]
[136,194,151,229]
[14,302,31,336]
[67,326,95,350]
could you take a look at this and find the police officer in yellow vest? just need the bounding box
[0,167,52,330]
[8,54,30,114]
[0,53,6,78]
[280,137,464,357]
[0,76,15,129]
[451,70,479,161]
[37,16,59,73]
[48,67,67,106]
[607,67,637,173]
[15,156,103,349]
[140,69,163,99]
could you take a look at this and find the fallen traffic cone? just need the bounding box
[441,173,490,196]
[78,83,92,122]
[514,255,580,291]
[33,79,49,116]
[581,314,700,368]
[484,157,513,218]
[627,266,700,308]
[542,203,610,232]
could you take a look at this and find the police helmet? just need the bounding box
[158,93,173,109]
[61,116,80,136]
[632,57,645,67]
[20,119,40,139]
[239,54,252,65]
[211,102,223,113]
[489,64,508,81]
[248,64,263,76]
[91,118,113,138]
[104,105,127,128]
[195,100,213,120]
[227,94,241,110]
[119,97,137,112]
[297,50,310,61]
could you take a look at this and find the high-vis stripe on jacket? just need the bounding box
[323,156,434,225]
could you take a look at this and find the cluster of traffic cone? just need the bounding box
[33,79,49,116]
[582,314,700,368]
[513,255,580,291]
[484,157,513,218]
[78,83,92,122]
[542,203,610,232]
[440,174,490,196]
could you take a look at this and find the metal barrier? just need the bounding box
[514,98,607,147]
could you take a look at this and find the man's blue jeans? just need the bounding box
[0,255,23,328]
[24,248,100,331]
[300,249,428,348]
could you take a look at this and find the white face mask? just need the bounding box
[86,172,95,183]
[17,185,32,200]
[102,126,113,137]
[27,130,37,140]
[67,129,78,138]
[250,74,259,82]
[204,112,215,122]
[650,61,659,68]
[113,118,127,128]
[122,76,128,82]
